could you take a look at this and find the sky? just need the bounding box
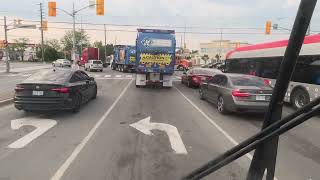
[0,0,319,50]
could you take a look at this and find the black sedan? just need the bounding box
[199,73,273,114]
[14,68,97,112]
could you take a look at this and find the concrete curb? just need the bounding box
[0,98,14,107]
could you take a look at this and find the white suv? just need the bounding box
[85,60,103,72]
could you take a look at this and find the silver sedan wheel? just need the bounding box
[217,97,224,112]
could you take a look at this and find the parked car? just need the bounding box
[52,59,72,68]
[14,68,97,112]
[84,60,103,72]
[201,62,222,69]
[181,68,221,88]
[199,73,273,114]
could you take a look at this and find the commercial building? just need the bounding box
[200,40,249,63]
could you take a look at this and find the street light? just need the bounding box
[48,1,104,68]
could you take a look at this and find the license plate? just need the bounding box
[32,91,44,96]
[256,95,266,101]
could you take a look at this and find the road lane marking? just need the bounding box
[115,75,122,78]
[51,79,133,180]
[130,116,187,154]
[94,75,101,78]
[104,75,111,78]
[126,75,133,78]
[8,118,57,148]
[174,86,279,180]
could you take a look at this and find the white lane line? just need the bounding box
[51,79,133,180]
[126,75,133,78]
[174,86,250,157]
[174,86,279,180]
[115,75,122,78]
[104,75,111,78]
[94,75,101,78]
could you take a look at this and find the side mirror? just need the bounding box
[89,77,95,81]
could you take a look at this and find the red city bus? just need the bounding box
[226,34,320,109]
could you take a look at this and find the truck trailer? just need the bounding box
[135,29,176,88]
[112,45,136,72]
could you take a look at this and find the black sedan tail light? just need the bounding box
[51,87,70,94]
[15,85,25,92]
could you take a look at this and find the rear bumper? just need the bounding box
[14,97,72,111]
[227,101,269,113]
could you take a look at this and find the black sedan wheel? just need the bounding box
[199,88,205,100]
[92,86,97,99]
[72,94,82,113]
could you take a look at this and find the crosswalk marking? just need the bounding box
[104,75,111,78]
[126,75,133,78]
[94,75,101,78]
[115,75,122,78]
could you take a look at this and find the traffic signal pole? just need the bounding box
[39,3,45,62]
[72,2,77,67]
[4,16,10,73]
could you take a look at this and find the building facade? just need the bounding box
[200,40,249,63]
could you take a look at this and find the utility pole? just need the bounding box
[104,24,107,60]
[218,28,223,63]
[4,16,9,73]
[72,2,76,65]
[39,3,45,62]
[183,23,186,49]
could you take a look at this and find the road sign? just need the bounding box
[14,24,37,29]
[130,116,188,154]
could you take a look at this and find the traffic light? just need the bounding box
[48,2,56,17]
[42,21,48,31]
[96,0,104,15]
[265,21,272,35]
[0,40,8,48]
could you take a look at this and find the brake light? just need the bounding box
[264,79,272,85]
[192,76,199,81]
[15,85,25,92]
[232,89,250,97]
[51,87,70,93]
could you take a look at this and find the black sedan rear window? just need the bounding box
[93,61,102,64]
[27,70,71,83]
[230,76,268,87]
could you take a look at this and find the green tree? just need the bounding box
[201,54,209,64]
[11,38,29,61]
[61,30,90,55]
[36,39,64,62]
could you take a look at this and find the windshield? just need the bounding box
[1,1,319,180]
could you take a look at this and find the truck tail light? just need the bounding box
[232,89,251,97]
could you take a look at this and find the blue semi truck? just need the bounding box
[135,29,176,88]
[112,45,136,72]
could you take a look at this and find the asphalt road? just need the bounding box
[0,67,319,180]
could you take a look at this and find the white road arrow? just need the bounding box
[8,118,57,149]
[130,116,188,155]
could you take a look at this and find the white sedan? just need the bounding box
[52,59,72,68]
